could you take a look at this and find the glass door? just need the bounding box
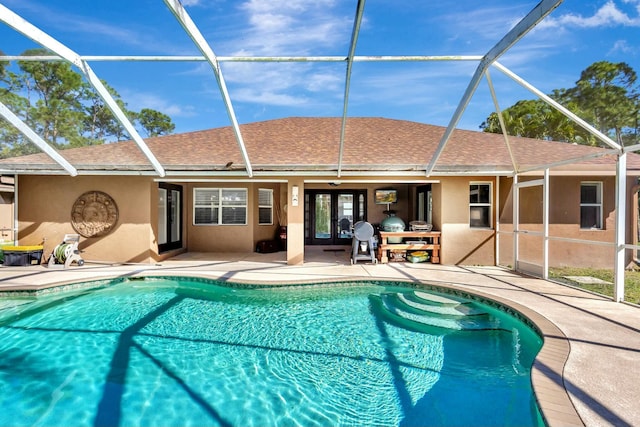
[306,190,366,245]
[336,193,355,243]
[314,193,332,241]
[158,183,182,252]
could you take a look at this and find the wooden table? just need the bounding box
[378,231,441,264]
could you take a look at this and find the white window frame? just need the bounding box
[193,188,247,225]
[469,182,493,229]
[580,181,603,230]
[258,188,274,225]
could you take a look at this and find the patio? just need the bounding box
[0,249,638,426]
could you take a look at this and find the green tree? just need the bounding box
[0,92,32,158]
[135,108,175,137]
[481,61,639,146]
[16,49,87,147]
[82,80,130,144]
[569,61,637,144]
[0,48,176,157]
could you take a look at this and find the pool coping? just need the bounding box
[0,272,583,427]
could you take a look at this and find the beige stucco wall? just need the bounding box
[497,175,634,269]
[0,191,14,242]
[16,177,284,264]
[184,183,253,253]
[437,176,496,265]
[13,173,634,269]
[287,178,304,265]
[17,175,156,263]
[183,182,281,253]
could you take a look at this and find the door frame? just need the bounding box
[305,189,367,245]
[512,176,547,278]
[158,182,183,253]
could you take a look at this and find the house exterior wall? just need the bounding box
[254,183,282,244]
[17,175,156,263]
[184,183,252,253]
[497,175,633,269]
[183,182,281,254]
[16,177,285,264]
[438,176,496,265]
[12,173,634,269]
[0,191,14,242]
[287,178,305,265]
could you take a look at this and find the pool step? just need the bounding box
[374,293,500,332]
[398,292,487,317]
[412,290,471,306]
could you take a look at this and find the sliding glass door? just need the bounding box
[158,183,183,252]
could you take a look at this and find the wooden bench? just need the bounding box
[378,231,441,264]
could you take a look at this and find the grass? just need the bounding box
[549,267,640,305]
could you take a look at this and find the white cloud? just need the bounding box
[123,91,197,118]
[608,39,639,55]
[206,0,352,108]
[219,61,344,107]
[440,4,533,44]
[351,63,476,109]
[233,0,351,55]
[539,0,640,29]
[232,88,308,107]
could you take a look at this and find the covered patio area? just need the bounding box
[0,252,638,426]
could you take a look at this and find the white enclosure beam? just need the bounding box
[2,55,485,63]
[0,102,78,176]
[0,3,166,177]
[493,62,622,152]
[486,69,519,173]
[621,142,640,153]
[543,168,550,280]
[496,177,501,266]
[163,0,253,177]
[513,174,520,271]
[337,0,366,178]
[516,150,618,174]
[425,0,563,176]
[614,152,627,302]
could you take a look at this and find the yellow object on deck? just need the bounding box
[2,245,44,251]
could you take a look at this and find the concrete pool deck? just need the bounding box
[0,248,638,427]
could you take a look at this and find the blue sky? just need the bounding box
[1,0,640,134]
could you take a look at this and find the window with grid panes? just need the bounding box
[258,188,273,225]
[580,182,602,229]
[469,182,492,228]
[194,188,247,225]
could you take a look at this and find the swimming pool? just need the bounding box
[0,277,544,426]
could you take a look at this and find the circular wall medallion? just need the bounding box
[71,191,119,238]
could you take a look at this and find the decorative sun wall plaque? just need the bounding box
[71,191,119,238]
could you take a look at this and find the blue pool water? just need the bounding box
[0,278,544,427]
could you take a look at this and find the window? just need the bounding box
[194,188,247,225]
[469,182,492,228]
[580,182,602,229]
[258,188,273,225]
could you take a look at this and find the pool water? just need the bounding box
[0,278,544,427]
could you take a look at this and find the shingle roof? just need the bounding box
[0,117,635,175]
